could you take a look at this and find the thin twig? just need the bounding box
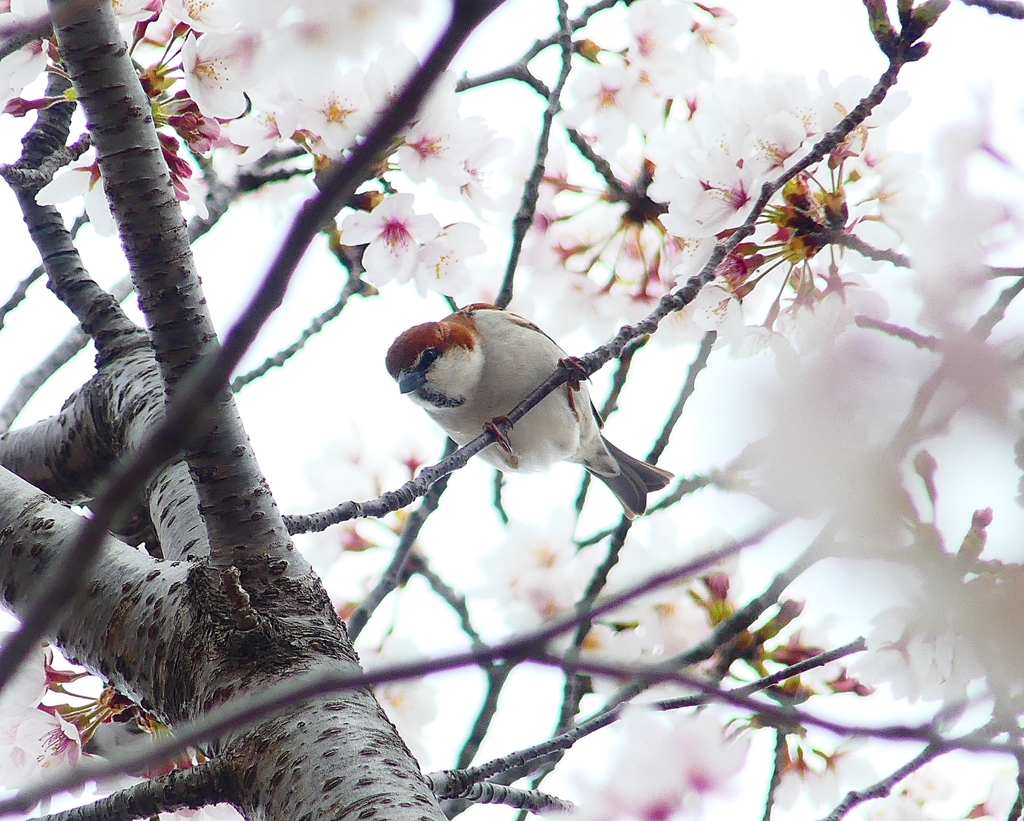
[762,729,788,821]
[429,638,867,795]
[962,0,1024,17]
[347,441,456,640]
[818,744,944,821]
[456,0,626,92]
[408,553,488,651]
[647,330,715,463]
[495,0,573,309]
[854,316,940,350]
[230,269,371,392]
[829,231,911,267]
[456,664,513,769]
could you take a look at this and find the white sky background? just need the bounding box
[1,0,1024,818]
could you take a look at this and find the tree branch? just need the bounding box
[33,760,236,821]
[495,0,573,309]
[0,521,775,814]
[818,744,945,821]
[346,441,455,640]
[961,0,1024,17]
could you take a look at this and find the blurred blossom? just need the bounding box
[774,738,875,810]
[908,101,1013,333]
[727,332,923,551]
[476,511,593,631]
[568,708,747,821]
[164,0,239,32]
[0,709,82,790]
[159,805,244,820]
[855,605,984,704]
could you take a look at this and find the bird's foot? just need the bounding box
[485,416,514,454]
[558,356,588,414]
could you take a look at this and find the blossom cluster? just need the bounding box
[1,0,505,288]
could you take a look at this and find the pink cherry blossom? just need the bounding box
[340,193,440,287]
[397,95,475,187]
[226,109,295,164]
[0,708,82,789]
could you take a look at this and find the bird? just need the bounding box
[385,303,673,518]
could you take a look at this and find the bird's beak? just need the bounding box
[397,368,426,394]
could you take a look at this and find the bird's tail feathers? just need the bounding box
[591,439,674,519]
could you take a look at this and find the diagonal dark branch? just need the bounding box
[0,12,51,60]
[429,638,867,795]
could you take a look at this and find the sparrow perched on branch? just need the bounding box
[385,303,673,518]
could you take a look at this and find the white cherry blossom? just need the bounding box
[165,0,241,33]
[290,66,369,155]
[415,222,485,297]
[182,30,260,119]
[36,155,117,237]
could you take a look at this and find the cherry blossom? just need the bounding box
[112,0,163,25]
[289,66,369,155]
[36,154,117,237]
[164,0,241,33]
[182,30,260,119]
[397,96,475,187]
[415,222,485,297]
[626,0,694,96]
[339,193,440,287]
[0,709,82,789]
[570,708,747,821]
[226,108,295,164]
[854,606,984,703]
[775,738,875,810]
[562,61,662,151]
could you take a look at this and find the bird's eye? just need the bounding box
[418,348,439,369]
